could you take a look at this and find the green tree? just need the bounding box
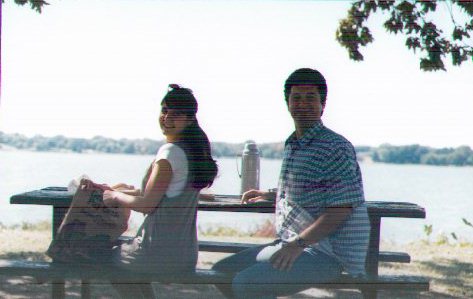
[336,0,473,71]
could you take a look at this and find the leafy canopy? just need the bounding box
[336,0,473,71]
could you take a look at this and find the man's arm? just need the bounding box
[270,206,353,271]
[297,206,353,245]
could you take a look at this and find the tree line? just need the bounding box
[372,144,473,166]
[1,132,472,166]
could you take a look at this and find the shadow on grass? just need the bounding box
[0,251,228,298]
[0,251,60,299]
[380,256,473,298]
[0,252,471,298]
[0,251,49,262]
[416,258,473,298]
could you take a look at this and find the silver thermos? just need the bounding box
[239,141,260,194]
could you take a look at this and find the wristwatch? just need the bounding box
[295,235,309,248]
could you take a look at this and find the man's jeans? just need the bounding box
[212,240,343,299]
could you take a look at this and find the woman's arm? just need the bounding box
[111,183,142,196]
[115,189,142,196]
[103,159,173,214]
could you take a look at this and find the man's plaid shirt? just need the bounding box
[275,121,370,276]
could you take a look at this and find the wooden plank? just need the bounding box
[0,259,428,291]
[379,251,410,263]
[198,241,410,263]
[10,188,73,207]
[0,260,230,283]
[366,201,426,218]
[11,187,426,219]
[199,240,262,253]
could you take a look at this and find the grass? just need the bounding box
[0,221,472,298]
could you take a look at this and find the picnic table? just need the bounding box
[6,186,428,298]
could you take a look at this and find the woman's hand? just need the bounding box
[103,190,118,207]
[269,242,304,271]
[80,179,112,191]
[111,183,135,191]
[241,189,275,204]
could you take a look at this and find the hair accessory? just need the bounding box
[168,84,193,94]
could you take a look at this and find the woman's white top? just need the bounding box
[155,143,189,197]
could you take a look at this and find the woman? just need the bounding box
[84,84,218,297]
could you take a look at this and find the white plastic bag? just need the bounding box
[67,174,91,193]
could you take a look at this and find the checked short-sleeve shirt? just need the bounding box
[275,121,370,276]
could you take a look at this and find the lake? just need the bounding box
[1,150,473,244]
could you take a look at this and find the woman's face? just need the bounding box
[159,104,193,139]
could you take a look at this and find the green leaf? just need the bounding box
[452,47,462,65]
[349,49,364,61]
[384,15,404,34]
[455,0,473,16]
[378,0,395,11]
[453,27,465,40]
[396,1,415,14]
[405,37,421,52]
[420,57,446,72]
[423,224,433,236]
[420,1,436,13]
[11,0,49,13]
[451,232,458,240]
[359,27,374,46]
[462,218,473,227]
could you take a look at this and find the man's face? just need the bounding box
[287,85,324,126]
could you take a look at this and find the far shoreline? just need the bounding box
[2,146,473,168]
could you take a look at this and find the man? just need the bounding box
[212,68,370,298]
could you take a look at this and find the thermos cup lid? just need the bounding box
[243,141,259,153]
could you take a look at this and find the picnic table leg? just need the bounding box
[366,216,381,278]
[52,280,65,299]
[361,288,378,299]
[362,216,381,299]
[51,207,68,299]
[81,280,91,299]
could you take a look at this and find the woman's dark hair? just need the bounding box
[284,68,328,106]
[161,85,218,190]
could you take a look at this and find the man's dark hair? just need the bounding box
[284,68,328,105]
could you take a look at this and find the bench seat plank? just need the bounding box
[117,238,412,264]
[0,259,428,291]
[198,241,410,263]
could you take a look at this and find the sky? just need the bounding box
[1,0,472,148]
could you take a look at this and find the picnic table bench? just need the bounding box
[3,187,430,298]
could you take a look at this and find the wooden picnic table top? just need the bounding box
[10,187,426,219]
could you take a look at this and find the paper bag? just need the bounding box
[47,186,130,263]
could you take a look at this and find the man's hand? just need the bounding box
[241,189,275,204]
[269,243,304,271]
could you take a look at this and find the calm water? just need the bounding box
[1,150,473,243]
